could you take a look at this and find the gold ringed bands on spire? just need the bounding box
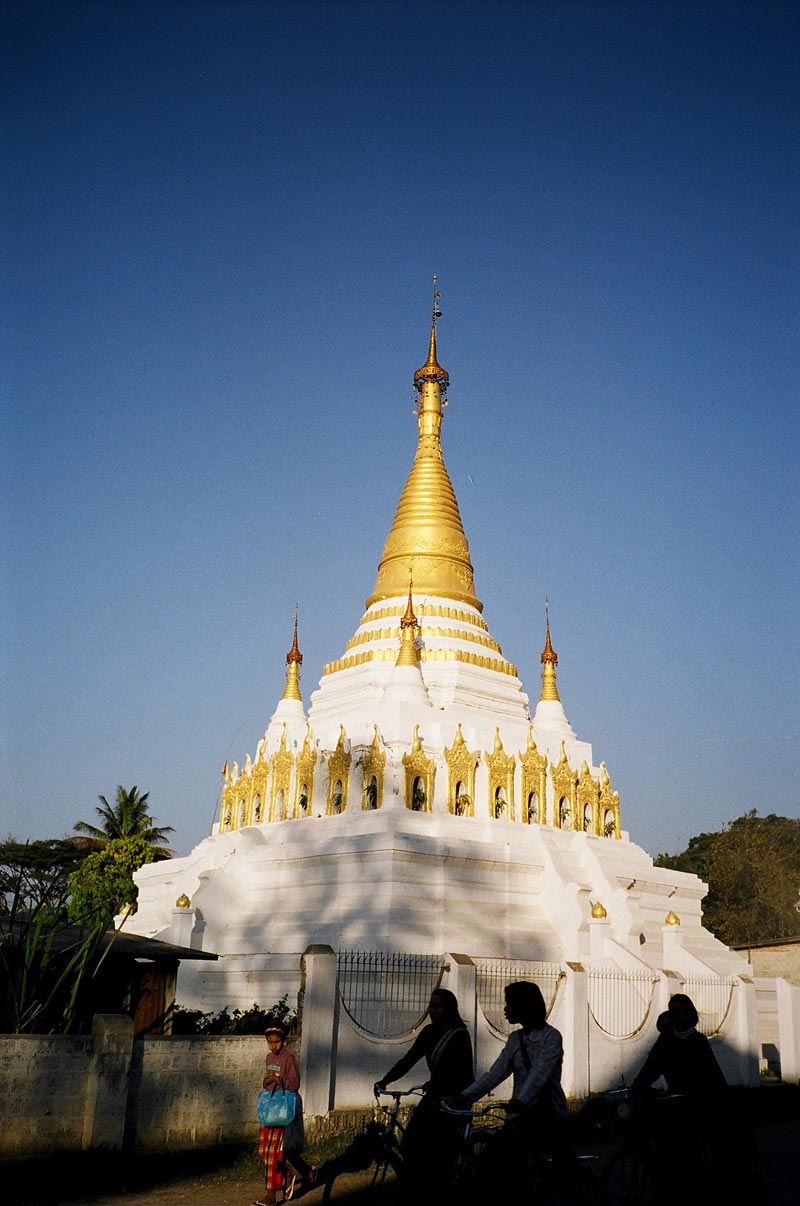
[367,282,481,611]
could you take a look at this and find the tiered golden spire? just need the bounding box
[396,575,421,667]
[539,599,560,702]
[281,611,303,702]
[366,279,481,611]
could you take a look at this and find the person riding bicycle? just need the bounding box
[446,980,572,1199]
[630,992,765,1202]
[374,988,474,1203]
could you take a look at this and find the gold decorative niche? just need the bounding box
[403,725,435,812]
[361,725,387,810]
[443,723,478,816]
[251,741,268,824]
[519,729,548,825]
[577,761,601,835]
[294,726,317,818]
[485,728,515,820]
[599,762,621,839]
[326,725,352,814]
[269,726,294,822]
[550,743,578,830]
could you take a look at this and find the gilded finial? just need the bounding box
[397,572,421,666]
[664,910,681,926]
[287,608,302,664]
[175,893,191,909]
[539,598,561,702]
[591,901,608,919]
[281,610,303,702]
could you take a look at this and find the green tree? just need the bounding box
[74,785,174,860]
[656,811,800,946]
[68,834,155,925]
[0,838,91,914]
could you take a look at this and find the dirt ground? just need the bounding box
[6,1086,799,1206]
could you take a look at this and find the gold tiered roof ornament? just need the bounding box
[396,575,421,667]
[281,610,303,703]
[540,598,560,702]
[366,277,482,610]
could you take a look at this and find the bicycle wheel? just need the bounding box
[603,1148,655,1206]
[364,1140,403,1203]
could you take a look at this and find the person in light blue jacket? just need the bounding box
[448,980,571,1196]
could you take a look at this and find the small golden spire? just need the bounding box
[396,574,421,666]
[591,901,608,919]
[175,893,192,909]
[539,598,560,702]
[664,910,681,926]
[367,280,481,611]
[281,610,303,701]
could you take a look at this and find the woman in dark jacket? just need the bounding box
[375,988,473,1203]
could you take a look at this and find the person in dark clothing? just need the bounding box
[631,993,766,1203]
[375,988,473,1203]
[632,993,727,1100]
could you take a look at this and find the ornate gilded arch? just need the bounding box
[519,728,548,824]
[362,725,387,809]
[251,742,268,825]
[269,726,294,822]
[550,742,577,830]
[443,724,478,816]
[402,725,435,812]
[599,762,622,839]
[484,728,515,820]
[294,725,317,818]
[220,762,237,833]
[577,760,601,834]
[326,725,352,814]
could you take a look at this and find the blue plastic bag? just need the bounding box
[257,1087,297,1126]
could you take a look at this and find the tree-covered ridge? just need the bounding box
[655,811,800,946]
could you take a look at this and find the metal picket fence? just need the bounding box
[336,950,446,1037]
[588,966,659,1038]
[473,958,564,1035]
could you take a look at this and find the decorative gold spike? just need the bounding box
[539,598,560,702]
[367,296,481,610]
[396,575,421,667]
[175,893,192,908]
[665,911,681,926]
[281,611,303,702]
[591,901,608,919]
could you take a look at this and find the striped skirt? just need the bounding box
[258,1125,285,1192]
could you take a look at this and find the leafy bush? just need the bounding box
[172,995,297,1036]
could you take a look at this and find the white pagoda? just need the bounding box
[131,299,749,1020]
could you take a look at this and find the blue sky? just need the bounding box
[3,0,798,860]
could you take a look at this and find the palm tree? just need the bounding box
[74,786,174,860]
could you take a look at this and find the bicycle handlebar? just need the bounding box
[373,1084,426,1101]
[438,1101,507,1118]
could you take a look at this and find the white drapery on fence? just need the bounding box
[588,966,659,1038]
[336,949,446,1037]
[473,957,564,1035]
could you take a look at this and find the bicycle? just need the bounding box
[440,1101,605,1205]
[362,1085,425,1202]
[602,1088,714,1206]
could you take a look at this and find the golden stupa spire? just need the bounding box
[539,598,560,702]
[281,609,303,702]
[396,573,421,667]
[366,278,482,611]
